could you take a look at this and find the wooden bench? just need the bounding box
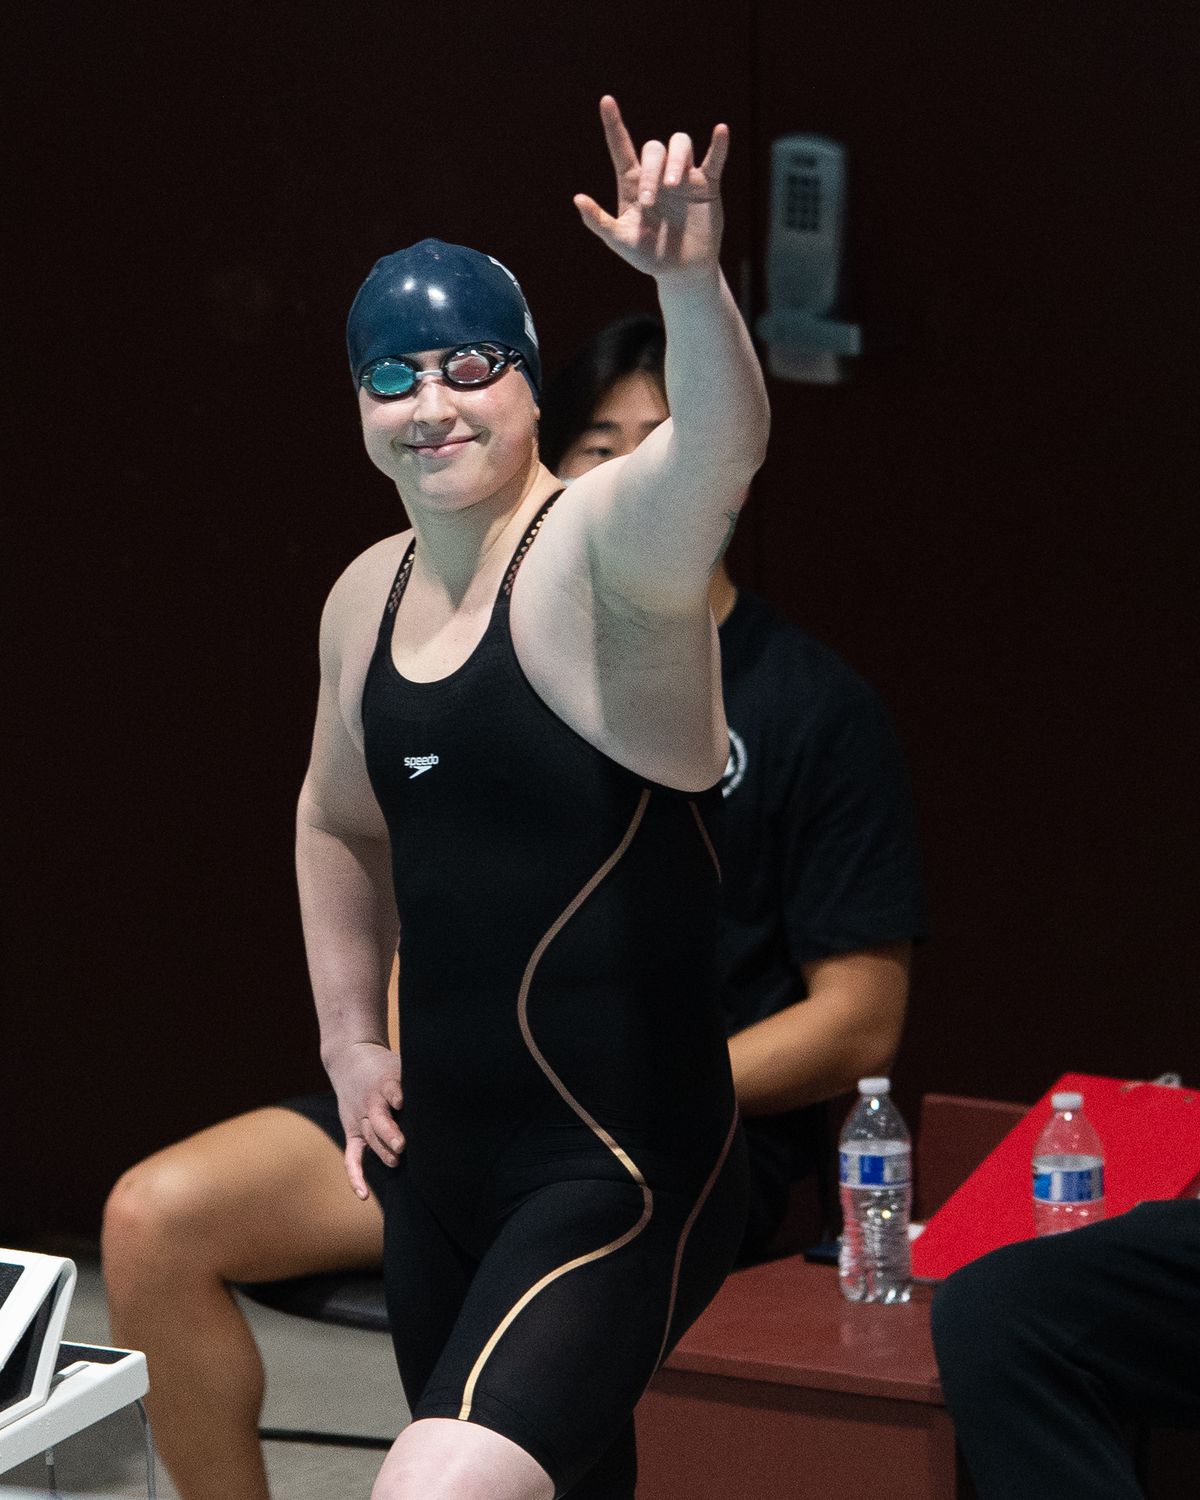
[634,1094,1027,1500]
[636,1256,955,1499]
[636,1093,1200,1498]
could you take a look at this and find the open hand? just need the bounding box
[574,95,729,283]
[324,1040,404,1199]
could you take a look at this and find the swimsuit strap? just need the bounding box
[379,487,565,630]
[375,489,567,654]
[501,489,565,600]
[383,536,417,620]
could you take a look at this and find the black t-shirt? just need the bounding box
[716,588,928,1256]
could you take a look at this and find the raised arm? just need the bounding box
[296,557,404,1198]
[572,96,770,611]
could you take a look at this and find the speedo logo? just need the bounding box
[403,755,440,779]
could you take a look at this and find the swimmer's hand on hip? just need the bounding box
[325,1040,405,1198]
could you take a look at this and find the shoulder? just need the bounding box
[325,530,413,614]
[313,531,414,684]
[320,530,412,663]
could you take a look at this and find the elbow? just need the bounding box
[745,378,771,472]
[296,789,390,853]
[757,400,772,465]
[857,1034,901,1083]
[736,408,771,486]
[296,781,325,839]
[295,784,345,849]
[749,426,770,480]
[853,1009,907,1084]
[730,405,770,485]
[827,1037,900,1103]
[671,402,769,490]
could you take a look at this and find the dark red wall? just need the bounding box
[5,2,1196,1233]
[749,2,1199,1127]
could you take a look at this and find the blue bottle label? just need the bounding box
[840,1149,911,1188]
[1032,1164,1104,1203]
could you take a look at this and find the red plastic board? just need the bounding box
[911,1072,1200,1281]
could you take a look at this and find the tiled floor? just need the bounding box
[1,1256,407,1498]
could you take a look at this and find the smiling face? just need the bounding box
[357,347,540,512]
[556,370,669,479]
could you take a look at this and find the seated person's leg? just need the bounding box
[102,1101,383,1500]
[932,1200,1200,1500]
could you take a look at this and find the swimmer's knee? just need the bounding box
[371,1418,555,1500]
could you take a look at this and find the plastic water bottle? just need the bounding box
[838,1077,912,1303]
[1032,1090,1105,1236]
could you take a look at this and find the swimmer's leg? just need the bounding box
[376,1164,553,1498]
[377,1123,744,1499]
[560,1422,637,1498]
[378,1158,476,1410]
[401,1155,739,1499]
[371,1418,554,1500]
[408,1176,650,1495]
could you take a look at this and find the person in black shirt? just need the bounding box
[715,585,927,1255]
[100,314,926,1500]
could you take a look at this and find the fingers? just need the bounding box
[664,132,694,189]
[636,132,696,213]
[698,122,731,182]
[638,139,668,207]
[585,96,728,232]
[596,93,727,192]
[598,94,639,176]
[345,1137,370,1200]
[361,1094,404,1167]
[574,193,617,241]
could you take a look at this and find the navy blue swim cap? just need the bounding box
[347,239,541,399]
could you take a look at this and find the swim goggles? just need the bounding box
[359,343,525,399]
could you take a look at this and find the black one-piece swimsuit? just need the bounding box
[361,492,749,1499]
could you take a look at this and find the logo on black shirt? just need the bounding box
[721,728,747,799]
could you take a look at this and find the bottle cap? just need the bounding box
[857,1077,891,1096]
[1051,1091,1083,1111]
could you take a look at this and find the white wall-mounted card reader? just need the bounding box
[756,134,862,384]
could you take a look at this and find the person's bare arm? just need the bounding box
[570,96,770,613]
[296,551,404,1197]
[728,942,911,1117]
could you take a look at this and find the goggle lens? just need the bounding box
[360,344,518,399]
[365,360,419,397]
[443,348,498,384]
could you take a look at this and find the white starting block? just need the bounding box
[0,1250,154,1492]
[1,1250,76,1431]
